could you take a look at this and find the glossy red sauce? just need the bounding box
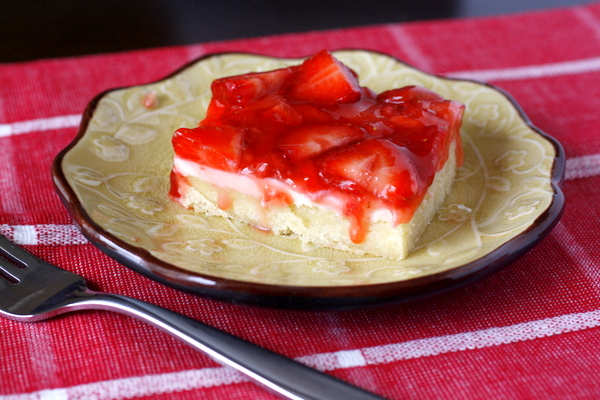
[172,50,464,243]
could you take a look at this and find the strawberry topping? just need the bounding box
[172,50,464,243]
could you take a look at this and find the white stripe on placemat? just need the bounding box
[565,154,600,181]
[573,7,600,44]
[447,56,600,82]
[300,309,600,369]
[0,153,595,246]
[0,55,599,139]
[0,368,247,400]
[0,114,80,138]
[553,222,600,293]
[11,225,39,246]
[3,309,600,400]
[0,224,88,246]
[387,24,435,72]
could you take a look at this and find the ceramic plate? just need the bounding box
[52,51,565,310]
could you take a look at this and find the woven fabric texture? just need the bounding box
[2,3,600,399]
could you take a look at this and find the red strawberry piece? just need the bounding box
[428,99,465,122]
[377,85,444,104]
[289,50,362,106]
[321,139,421,202]
[172,125,245,171]
[387,114,427,130]
[221,94,282,127]
[389,125,448,159]
[279,123,365,162]
[204,97,226,121]
[210,67,293,107]
[426,100,465,165]
[292,104,336,123]
[261,98,303,127]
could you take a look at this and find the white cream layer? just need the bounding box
[173,156,399,223]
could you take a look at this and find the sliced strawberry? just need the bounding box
[210,67,293,107]
[321,139,420,203]
[220,94,283,129]
[172,125,244,171]
[292,104,336,123]
[288,50,361,106]
[243,151,287,179]
[387,114,427,130]
[377,85,444,104]
[278,123,365,162]
[261,98,303,127]
[428,99,465,122]
[427,100,465,166]
[203,97,226,122]
[389,125,447,159]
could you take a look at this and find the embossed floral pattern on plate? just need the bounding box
[54,51,564,304]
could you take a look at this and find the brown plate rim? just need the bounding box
[51,50,566,310]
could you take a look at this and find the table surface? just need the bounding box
[2,1,600,400]
[0,0,592,63]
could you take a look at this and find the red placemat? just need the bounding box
[2,3,600,399]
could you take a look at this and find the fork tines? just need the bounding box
[0,233,45,271]
[0,255,20,284]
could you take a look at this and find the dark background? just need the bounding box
[0,0,592,63]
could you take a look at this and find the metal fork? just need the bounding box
[0,234,385,400]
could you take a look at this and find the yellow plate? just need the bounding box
[52,51,565,309]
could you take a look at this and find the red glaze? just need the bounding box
[172,50,464,243]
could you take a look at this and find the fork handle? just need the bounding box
[77,290,385,400]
